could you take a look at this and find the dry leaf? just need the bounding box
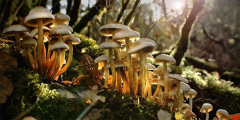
[0,75,13,103]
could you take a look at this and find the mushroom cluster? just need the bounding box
[3,6,81,82]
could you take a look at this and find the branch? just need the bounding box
[66,0,72,14]
[124,0,140,25]
[68,0,81,26]
[73,0,107,33]
[115,0,130,23]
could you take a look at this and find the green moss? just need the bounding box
[2,68,85,120]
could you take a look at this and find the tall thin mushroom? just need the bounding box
[24,6,54,76]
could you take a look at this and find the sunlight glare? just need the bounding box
[174,1,184,9]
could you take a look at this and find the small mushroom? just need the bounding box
[94,55,110,87]
[185,89,197,111]
[183,110,196,120]
[200,103,213,120]
[216,109,229,120]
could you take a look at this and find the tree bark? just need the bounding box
[66,0,72,14]
[39,0,48,7]
[68,0,81,26]
[116,0,130,23]
[73,0,107,33]
[124,0,140,25]
[52,0,60,14]
[170,0,205,65]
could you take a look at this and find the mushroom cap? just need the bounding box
[22,36,37,45]
[185,89,197,98]
[182,103,190,109]
[53,12,70,24]
[48,38,59,45]
[22,116,36,120]
[138,38,156,46]
[114,29,140,39]
[31,26,50,37]
[63,35,81,45]
[20,32,32,39]
[168,74,188,83]
[106,62,125,68]
[24,6,54,27]
[167,99,175,106]
[52,23,73,32]
[94,55,110,63]
[155,54,176,64]
[200,103,213,113]
[128,40,156,54]
[180,82,190,92]
[49,25,71,37]
[3,24,29,36]
[183,110,196,119]
[99,40,121,49]
[99,23,129,36]
[50,42,69,51]
[147,63,156,70]
[152,66,172,75]
[216,109,229,120]
[169,87,177,96]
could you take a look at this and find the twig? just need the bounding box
[50,0,61,11]
[0,0,9,29]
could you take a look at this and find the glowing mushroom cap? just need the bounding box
[24,6,54,27]
[183,110,196,119]
[168,74,188,83]
[147,63,156,70]
[94,55,110,63]
[155,54,176,64]
[180,82,190,92]
[114,29,140,39]
[50,42,69,51]
[52,12,70,25]
[3,24,29,36]
[128,40,156,54]
[99,40,121,49]
[22,116,36,120]
[53,23,73,32]
[216,109,229,120]
[21,36,37,45]
[31,26,50,37]
[63,35,81,45]
[185,89,197,98]
[99,23,129,36]
[200,103,213,113]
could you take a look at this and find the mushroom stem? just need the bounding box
[120,68,130,94]
[103,61,109,87]
[126,38,134,95]
[206,109,209,120]
[24,46,32,69]
[162,61,169,106]
[33,45,38,71]
[50,49,61,81]
[42,44,47,75]
[14,33,21,55]
[109,49,116,90]
[114,49,122,93]
[47,56,56,78]
[133,69,138,95]
[189,97,193,111]
[37,19,43,76]
[144,65,151,99]
[27,46,35,70]
[57,42,72,76]
[138,50,145,96]
[174,81,181,109]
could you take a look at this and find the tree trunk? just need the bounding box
[52,0,60,14]
[68,0,81,26]
[170,0,205,65]
[124,0,140,25]
[39,0,48,7]
[66,0,72,14]
[73,0,107,33]
[116,0,130,23]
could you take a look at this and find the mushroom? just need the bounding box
[200,103,213,120]
[57,35,81,76]
[99,40,121,90]
[114,29,140,96]
[185,89,197,111]
[216,109,229,120]
[155,54,176,106]
[51,12,70,28]
[24,6,54,75]
[128,39,156,96]
[181,103,190,114]
[183,110,196,120]
[94,55,110,87]
[3,24,29,55]
[48,42,69,82]
[21,36,37,70]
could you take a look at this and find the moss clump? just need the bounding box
[97,91,166,120]
[2,68,85,120]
